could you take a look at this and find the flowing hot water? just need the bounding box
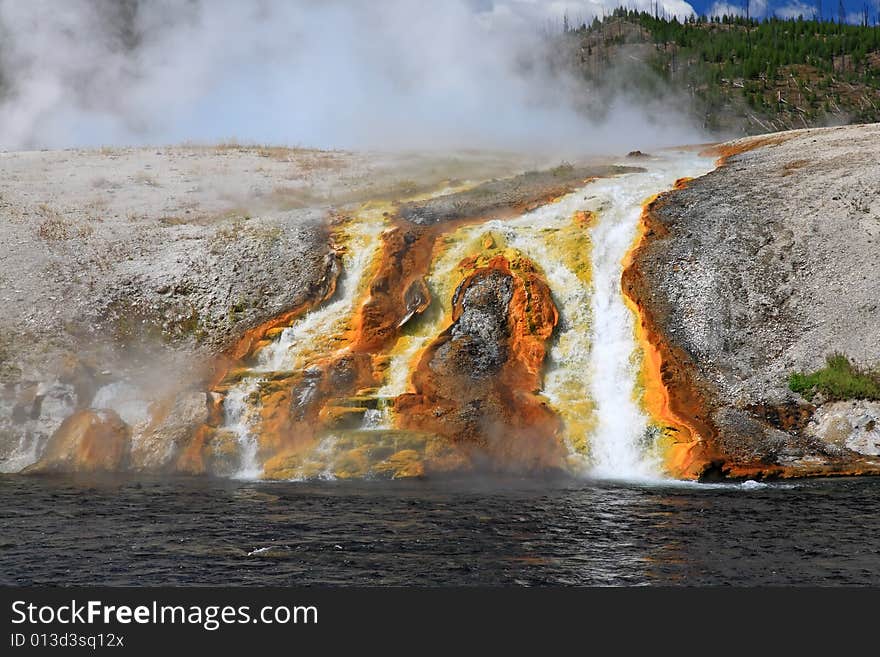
[582,163,716,479]
[217,151,716,481]
[221,206,388,479]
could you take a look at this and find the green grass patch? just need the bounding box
[788,353,880,402]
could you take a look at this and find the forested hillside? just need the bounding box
[563,9,880,134]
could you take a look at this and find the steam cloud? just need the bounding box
[0,0,704,153]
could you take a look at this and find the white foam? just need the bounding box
[584,155,715,480]
[225,378,263,480]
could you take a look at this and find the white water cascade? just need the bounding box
[584,155,716,478]
[501,151,716,479]
[221,206,388,479]
[215,151,716,481]
[225,378,263,480]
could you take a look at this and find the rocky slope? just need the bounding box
[0,145,557,472]
[5,127,880,480]
[627,123,880,477]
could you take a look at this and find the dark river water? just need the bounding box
[2,474,879,586]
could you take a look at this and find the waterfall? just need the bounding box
[583,158,715,479]
[225,378,262,480]
[587,177,664,479]
[214,151,716,481]
[255,207,388,374]
[218,206,388,479]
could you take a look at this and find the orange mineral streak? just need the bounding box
[621,189,722,480]
[257,350,377,460]
[27,409,131,473]
[176,424,214,474]
[720,459,880,480]
[346,188,574,365]
[395,254,566,472]
[348,193,581,384]
[179,218,349,473]
[672,176,692,191]
[501,259,559,390]
[178,276,344,474]
[573,209,596,229]
[349,219,437,353]
[699,133,795,165]
[207,246,343,389]
[182,175,617,477]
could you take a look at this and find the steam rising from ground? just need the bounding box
[0,0,703,153]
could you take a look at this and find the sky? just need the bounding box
[687,0,878,21]
[491,0,880,23]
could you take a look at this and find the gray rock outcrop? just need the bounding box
[633,124,880,473]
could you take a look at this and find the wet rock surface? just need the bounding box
[396,250,565,472]
[439,268,513,379]
[26,409,130,473]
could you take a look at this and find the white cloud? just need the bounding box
[708,0,768,18]
[845,9,874,24]
[708,2,744,17]
[774,1,818,19]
